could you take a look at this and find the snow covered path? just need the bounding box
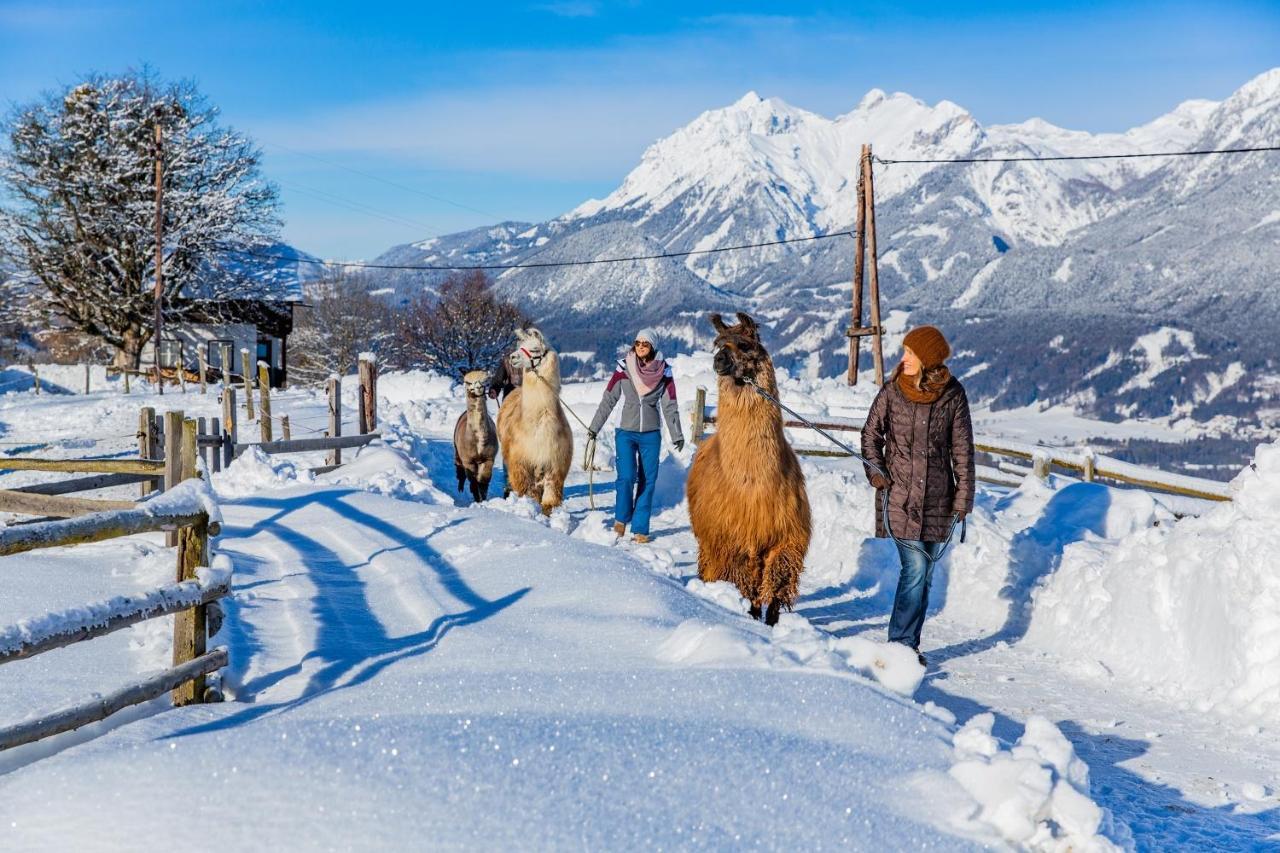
[3,368,1279,849]
[487,448,1280,851]
[0,474,985,849]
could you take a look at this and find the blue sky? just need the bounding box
[1,1,1277,259]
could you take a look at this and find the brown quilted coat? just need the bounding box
[861,374,976,542]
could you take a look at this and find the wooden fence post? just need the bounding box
[210,416,222,474]
[172,416,207,706]
[281,415,291,441]
[30,363,39,395]
[222,387,237,469]
[241,348,255,421]
[1032,451,1050,482]
[848,144,868,386]
[197,348,207,395]
[124,369,130,394]
[1082,449,1096,483]
[84,364,91,395]
[220,343,232,389]
[177,343,187,394]
[197,417,208,473]
[139,406,157,498]
[358,355,377,433]
[258,361,273,443]
[163,410,184,546]
[691,386,707,446]
[326,376,342,466]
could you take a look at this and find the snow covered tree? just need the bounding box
[290,269,394,386]
[394,271,530,376]
[0,70,279,368]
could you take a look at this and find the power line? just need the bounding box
[874,144,1280,165]
[277,180,436,233]
[219,230,856,272]
[263,140,502,220]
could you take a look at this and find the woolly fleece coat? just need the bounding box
[860,376,976,542]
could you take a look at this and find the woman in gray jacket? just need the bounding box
[587,329,684,543]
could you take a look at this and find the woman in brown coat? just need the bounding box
[861,325,975,663]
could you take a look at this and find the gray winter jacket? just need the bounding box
[589,356,684,441]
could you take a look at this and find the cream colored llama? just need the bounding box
[497,328,573,515]
[454,369,498,502]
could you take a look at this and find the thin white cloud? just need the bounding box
[533,1,600,17]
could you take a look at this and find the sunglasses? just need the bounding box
[633,340,652,347]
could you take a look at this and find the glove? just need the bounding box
[869,473,891,490]
[487,389,498,400]
[673,439,684,452]
[953,509,968,522]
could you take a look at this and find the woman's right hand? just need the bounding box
[869,473,891,490]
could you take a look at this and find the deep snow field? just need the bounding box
[0,357,1278,851]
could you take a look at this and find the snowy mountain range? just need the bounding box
[369,68,1280,433]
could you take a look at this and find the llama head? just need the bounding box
[462,369,489,398]
[709,312,774,387]
[511,327,552,370]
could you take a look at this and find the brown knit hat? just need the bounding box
[902,325,950,368]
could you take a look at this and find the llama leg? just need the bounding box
[477,462,494,501]
[455,455,466,493]
[469,474,482,503]
[506,463,530,498]
[761,545,805,627]
[540,474,563,515]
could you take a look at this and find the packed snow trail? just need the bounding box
[1,463,996,849]
[455,447,1278,850]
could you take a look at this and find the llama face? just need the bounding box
[709,312,771,385]
[462,369,488,398]
[512,328,549,370]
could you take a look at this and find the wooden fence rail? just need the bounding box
[0,415,229,751]
[690,386,1232,503]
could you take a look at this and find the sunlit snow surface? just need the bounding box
[0,365,1277,849]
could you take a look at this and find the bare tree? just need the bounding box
[0,69,279,368]
[394,270,530,376]
[290,269,393,385]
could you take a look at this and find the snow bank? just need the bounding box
[1025,440,1280,718]
[660,600,926,697]
[213,447,314,498]
[940,713,1125,850]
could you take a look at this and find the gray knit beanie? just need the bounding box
[634,328,658,348]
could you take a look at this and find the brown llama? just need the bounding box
[497,328,573,515]
[454,369,498,502]
[686,312,811,625]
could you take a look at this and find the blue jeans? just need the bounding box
[888,539,946,650]
[614,428,661,536]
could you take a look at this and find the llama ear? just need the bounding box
[735,312,759,339]
[708,313,727,332]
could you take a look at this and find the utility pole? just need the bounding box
[153,121,165,395]
[846,144,886,385]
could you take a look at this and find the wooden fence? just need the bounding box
[690,386,1232,504]
[0,415,228,752]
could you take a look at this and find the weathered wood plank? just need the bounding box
[8,472,154,497]
[0,489,136,518]
[0,648,228,751]
[234,432,378,457]
[0,458,165,475]
[0,507,213,557]
[0,579,229,664]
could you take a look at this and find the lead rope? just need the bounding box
[741,377,963,562]
[521,361,598,510]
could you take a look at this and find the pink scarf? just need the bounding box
[626,351,666,396]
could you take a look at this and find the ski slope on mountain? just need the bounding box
[1,368,1278,849]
